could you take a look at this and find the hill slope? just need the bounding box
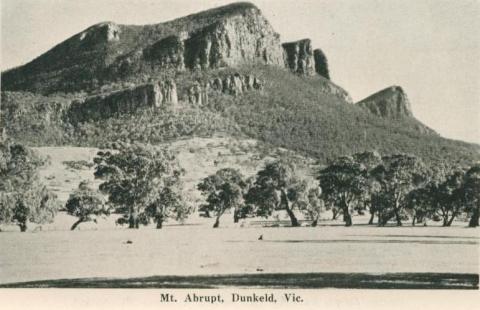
[1,2,479,167]
[2,65,479,165]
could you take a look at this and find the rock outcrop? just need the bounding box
[69,80,177,122]
[282,39,316,76]
[187,82,209,106]
[282,40,331,79]
[187,73,263,105]
[183,8,284,70]
[143,33,188,71]
[356,86,413,119]
[79,22,121,43]
[313,49,330,79]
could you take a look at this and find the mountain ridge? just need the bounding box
[1,1,478,166]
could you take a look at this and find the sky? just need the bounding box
[1,0,479,144]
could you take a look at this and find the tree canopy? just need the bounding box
[318,156,367,226]
[65,181,108,230]
[0,141,59,231]
[94,143,189,229]
[245,161,303,227]
[198,168,246,228]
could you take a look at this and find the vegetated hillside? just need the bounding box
[2,64,479,166]
[34,137,315,205]
[111,64,480,165]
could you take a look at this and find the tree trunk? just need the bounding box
[368,212,375,225]
[71,218,84,230]
[128,212,139,229]
[281,190,299,227]
[442,211,449,227]
[156,219,163,229]
[18,222,27,232]
[417,214,424,225]
[344,212,352,227]
[285,207,300,227]
[213,217,220,228]
[213,212,223,228]
[412,215,416,226]
[378,211,391,226]
[393,199,402,226]
[233,209,240,223]
[394,210,402,226]
[311,216,318,227]
[446,211,457,227]
[341,201,352,227]
[468,207,479,227]
[332,208,339,220]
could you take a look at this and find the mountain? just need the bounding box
[356,86,436,134]
[1,2,479,166]
[357,86,413,119]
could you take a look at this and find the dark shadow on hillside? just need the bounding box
[1,272,477,289]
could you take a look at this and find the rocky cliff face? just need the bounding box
[183,9,284,70]
[69,80,177,122]
[187,73,263,105]
[313,49,330,80]
[142,33,188,71]
[282,40,331,79]
[282,39,315,76]
[356,86,413,119]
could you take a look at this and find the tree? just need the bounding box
[353,151,382,224]
[65,181,107,230]
[197,168,246,228]
[405,186,433,226]
[297,183,324,227]
[464,164,480,227]
[94,143,187,229]
[432,170,466,226]
[245,161,301,227]
[0,141,58,231]
[371,154,427,226]
[145,186,190,228]
[318,156,366,226]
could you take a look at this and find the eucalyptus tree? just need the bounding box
[198,168,246,228]
[371,154,427,226]
[65,181,107,230]
[245,161,302,227]
[0,141,59,232]
[318,156,367,226]
[94,143,188,229]
[353,151,382,224]
[464,164,480,227]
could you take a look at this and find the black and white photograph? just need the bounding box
[0,0,479,308]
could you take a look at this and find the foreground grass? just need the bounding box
[1,273,477,289]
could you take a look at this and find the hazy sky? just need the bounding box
[1,0,479,144]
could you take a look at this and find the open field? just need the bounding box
[0,143,478,288]
[0,224,478,288]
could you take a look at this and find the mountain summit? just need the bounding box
[356,86,412,119]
